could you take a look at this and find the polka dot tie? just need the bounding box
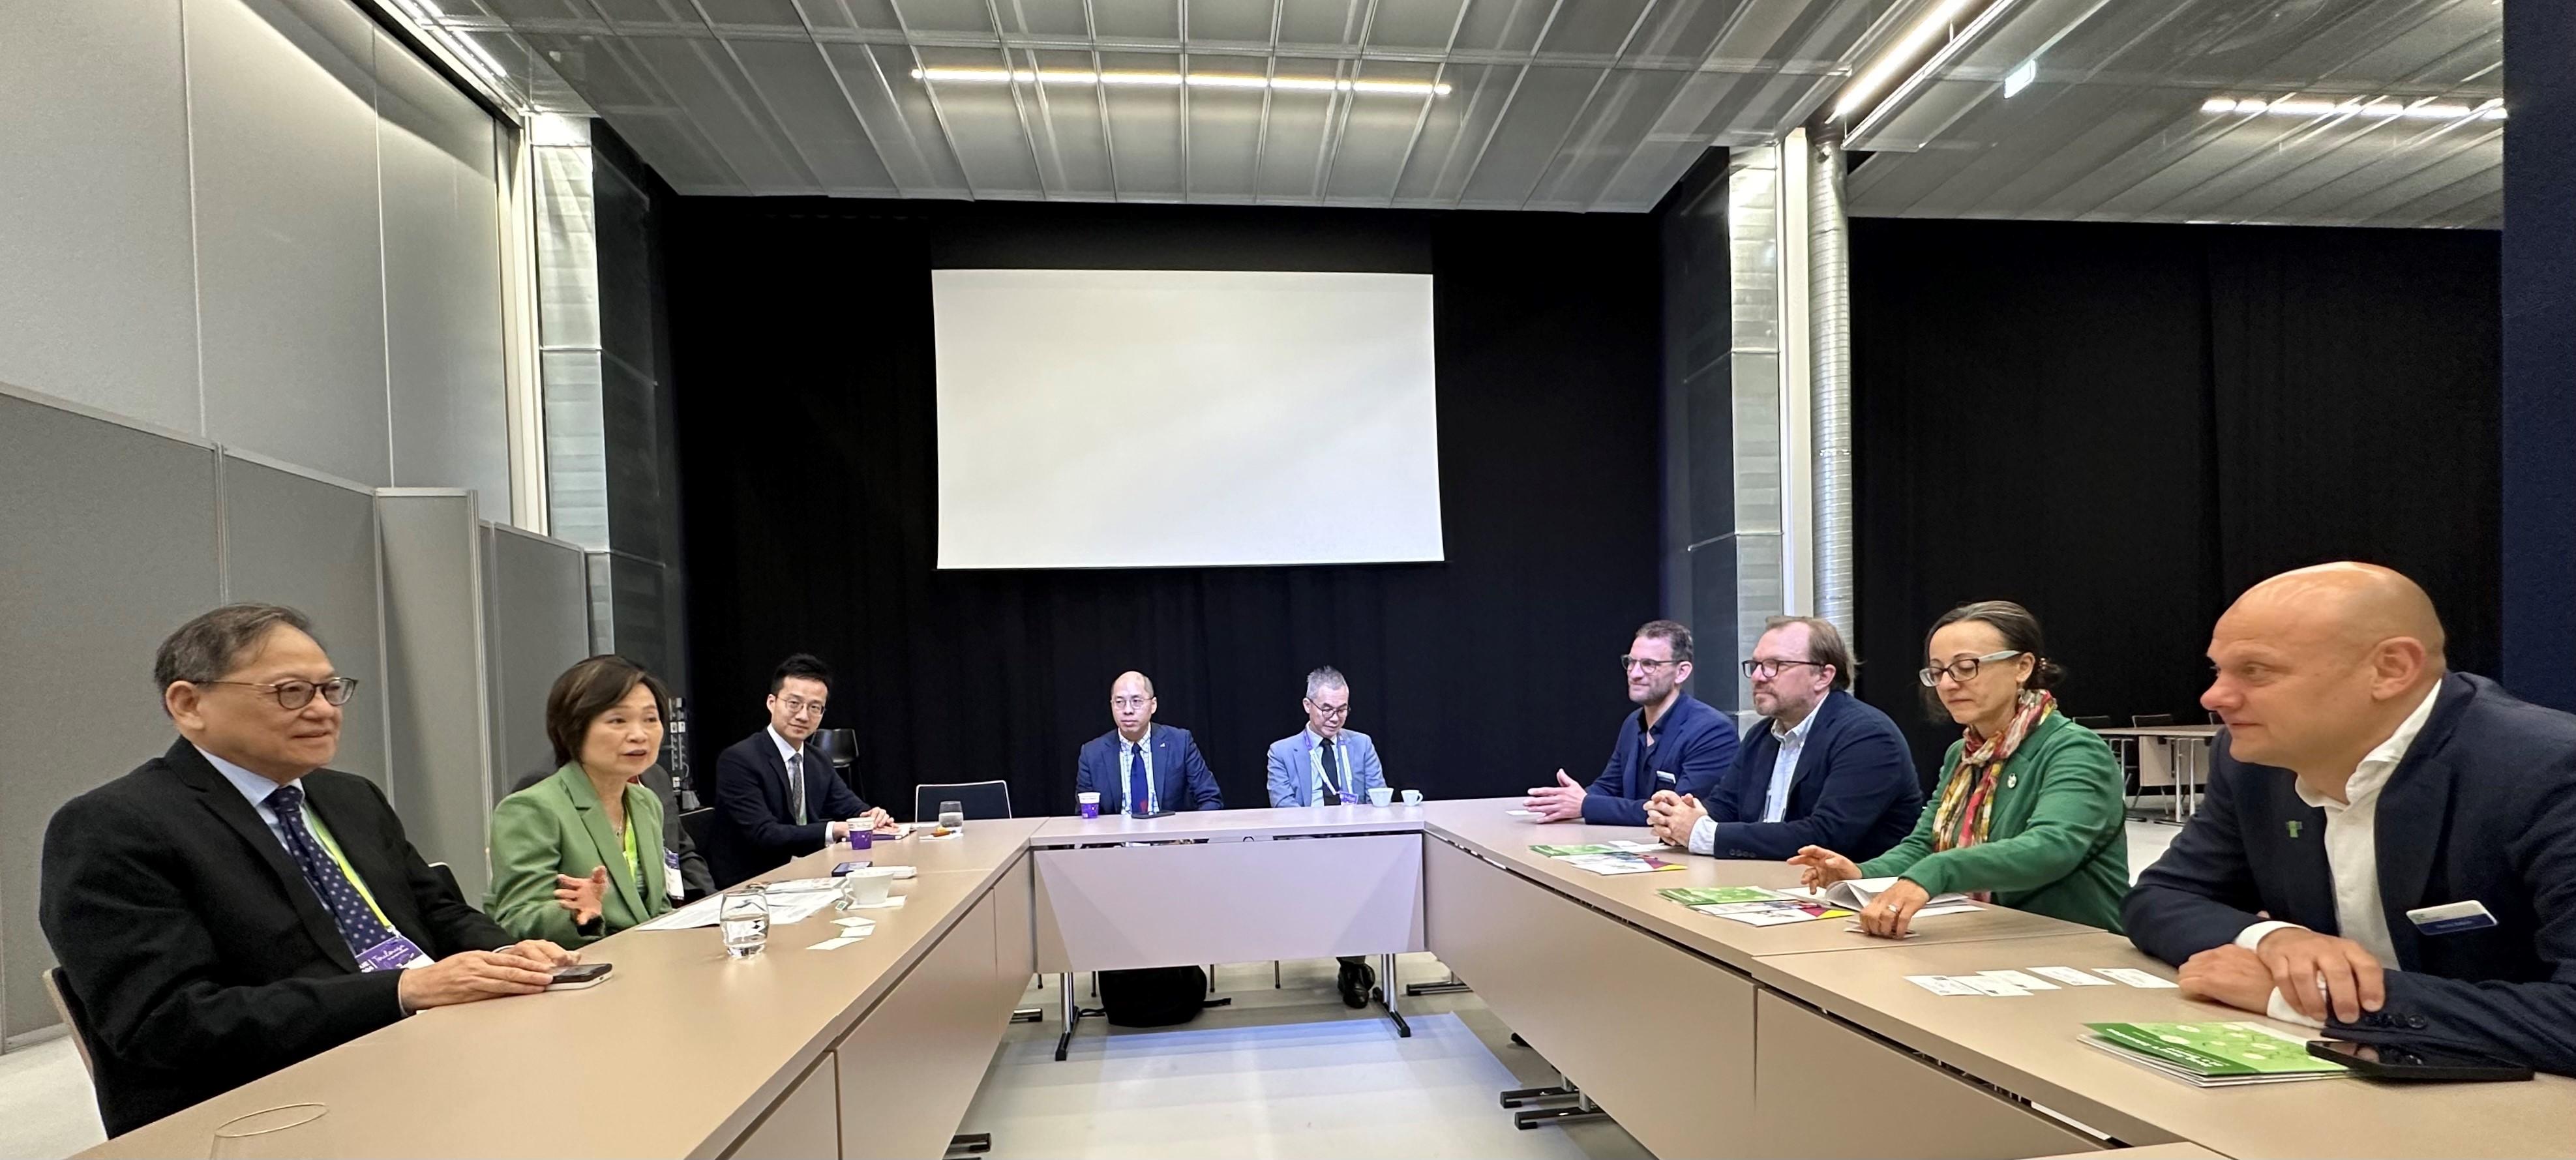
[265,784,399,962]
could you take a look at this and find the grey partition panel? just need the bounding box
[483,525,590,799]
[220,455,387,786]
[0,394,221,1036]
[378,491,494,900]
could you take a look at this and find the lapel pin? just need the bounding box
[2287,820,2303,839]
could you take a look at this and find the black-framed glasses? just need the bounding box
[205,677,359,709]
[776,694,826,719]
[1308,702,1351,719]
[1917,651,2024,687]
[1741,659,1825,681]
[1620,655,1683,674]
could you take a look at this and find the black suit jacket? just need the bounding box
[705,729,871,889]
[40,740,516,1135]
[2124,674,2576,1075]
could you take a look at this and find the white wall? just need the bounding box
[0,0,510,508]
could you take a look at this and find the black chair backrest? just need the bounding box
[679,808,719,857]
[812,728,858,768]
[914,780,1011,824]
[2132,713,2176,727]
[2069,715,2112,728]
[42,967,99,1080]
[509,768,550,795]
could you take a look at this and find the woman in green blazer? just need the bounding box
[486,655,676,945]
[1791,601,2127,936]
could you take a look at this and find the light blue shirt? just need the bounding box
[1117,726,1158,814]
[199,745,307,851]
[1759,709,1819,823]
[1686,707,1819,855]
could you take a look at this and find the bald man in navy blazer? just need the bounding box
[1077,671,1223,815]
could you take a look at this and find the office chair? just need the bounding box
[2131,713,2176,727]
[812,728,861,796]
[42,967,99,1081]
[914,781,1011,824]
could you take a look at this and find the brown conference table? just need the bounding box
[78,800,2576,1159]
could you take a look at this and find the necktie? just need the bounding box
[1127,742,1150,814]
[1319,740,1343,805]
[265,784,400,962]
[788,753,807,824]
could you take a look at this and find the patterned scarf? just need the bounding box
[1930,689,2058,872]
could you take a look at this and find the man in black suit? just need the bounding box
[2125,563,2576,1075]
[704,653,892,888]
[40,604,578,1136]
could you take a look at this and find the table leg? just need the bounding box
[1376,952,1411,1037]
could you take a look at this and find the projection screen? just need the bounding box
[932,269,1443,570]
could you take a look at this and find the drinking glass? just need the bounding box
[721,885,770,958]
[209,1104,328,1159]
[938,799,965,830]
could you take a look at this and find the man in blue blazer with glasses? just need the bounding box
[1525,620,1738,827]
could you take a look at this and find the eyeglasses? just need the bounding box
[777,695,826,719]
[1741,659,1825,681]
[1620,655,1683,674]
[1309,703,1351,719]
[205,677,359,709]
[1917,651,2024,687]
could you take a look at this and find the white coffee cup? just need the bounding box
[1368,786,1394,807]
[841,867,902,907]
[1401,789,1423,805]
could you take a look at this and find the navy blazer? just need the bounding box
[1581,692,1738,826]
[704,729,873,889]
[1077,726,1224,814]
[2124,674,2576,1075]
[1699,690,1921,862]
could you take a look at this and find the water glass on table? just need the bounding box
[938,799,965,831]
[209,1103,329,1159]
[721,884,770,958]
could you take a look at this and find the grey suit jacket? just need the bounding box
[1266,728,1388,807]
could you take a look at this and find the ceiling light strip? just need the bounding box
[909,67,1450,97]
[2201,95,2505,121]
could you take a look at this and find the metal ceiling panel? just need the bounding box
[1846,0,2501,228]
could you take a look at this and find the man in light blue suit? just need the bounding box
[1266,666,1390,1007]
[1266,666,1387,809]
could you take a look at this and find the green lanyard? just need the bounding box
[623,814,641,885]
[301,805,396,929]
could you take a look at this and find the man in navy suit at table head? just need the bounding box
[1077,671,1224,816]
[2125,563,2576,1077]
[1523,619,1738,827]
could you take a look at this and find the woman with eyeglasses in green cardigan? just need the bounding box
[1790,601,2128,938]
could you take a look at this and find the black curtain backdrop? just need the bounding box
[1851,217,2501,782]
[669,199,1662,820]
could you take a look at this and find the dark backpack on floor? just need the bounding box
[1098,966,1210,1028]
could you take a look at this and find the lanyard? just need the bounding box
[623,814,641,884]
[301,805,396,929]
[1312,740,1345,800]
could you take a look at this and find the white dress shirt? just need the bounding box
[2234,681,2441,1026]
[1116,726,1159,813]
[1687,707,1817,855]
